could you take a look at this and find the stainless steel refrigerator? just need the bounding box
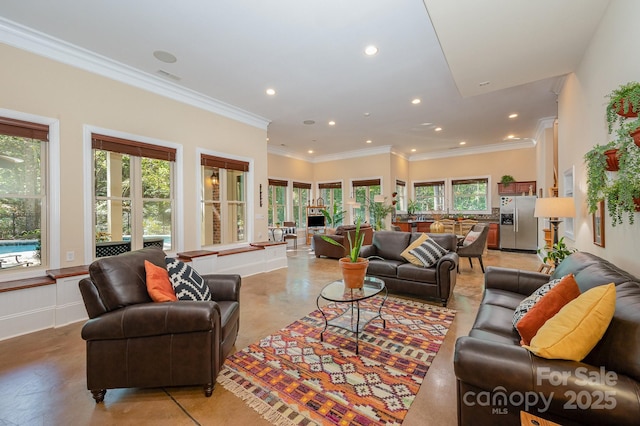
[499,196,538,251]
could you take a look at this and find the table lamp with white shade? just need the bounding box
[534,197,576,248]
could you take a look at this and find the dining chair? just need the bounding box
[283,221,297,249]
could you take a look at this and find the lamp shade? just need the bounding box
[534,197,576,218]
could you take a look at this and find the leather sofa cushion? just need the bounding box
[481,288,527,310]
[372,231,411,261]
[470,302,521,344]
[89,246,166,311]
[218,300,240,342]
[397,263,437,282]
[367,259,402,278]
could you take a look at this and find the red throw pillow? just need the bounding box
[517,273,581,345]
[144,260,177,302]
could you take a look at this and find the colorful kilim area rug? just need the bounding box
[217,296,456,425]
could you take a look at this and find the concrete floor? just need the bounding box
[0,247,540,426]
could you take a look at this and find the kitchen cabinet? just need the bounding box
[498,180,536,195]
[487,223,499,249]
[416,222,432,233]
[392,222,412,232]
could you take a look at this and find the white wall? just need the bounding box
[557,0,640,276]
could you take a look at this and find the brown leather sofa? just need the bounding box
[313,223,374,259]
[78,246,241,402]
[454,252,640,425]
[358,231,458,306]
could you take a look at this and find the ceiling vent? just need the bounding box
[156,69,181,81]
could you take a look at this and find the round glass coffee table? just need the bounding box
[316,276,387,354]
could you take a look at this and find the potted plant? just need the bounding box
[500,175,515,185]
[606,81,640,133]
[320,218,368,288]
[367,196,395,231]
[538,237,577,267]
[606,132,640,226]
[407,199,419,218]
[321,203,346,233]
[584,141,617,214]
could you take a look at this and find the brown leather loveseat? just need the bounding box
[359,231,459,306]
[78,246,241,402]
[454,252,640,425]
[313,223,374,259]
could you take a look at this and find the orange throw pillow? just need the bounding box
[144,260,177,302]
[517,273,580,345]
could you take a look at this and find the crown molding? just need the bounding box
[0,17,270,130]
[535,116,557,141]
[266,145,312,162]
[410,139,536,161]
[268,144,394,163]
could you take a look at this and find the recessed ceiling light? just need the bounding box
[308,150,314,154]
[479,81,490,87]
[366,140,372,144]
[364,45,378,56]
[266,137,269,141]
[460,141,466,145]
[420,122,432,126]
[509,113,518,119]
[303,120,315,125]
[507,134,515,139]
[364,112,371,117]
[411,148,417,152]
[153,50,177,63]
[328,120,336,126]
[266,88,276,96]
[411,98,421,105]
[435,127,442,132]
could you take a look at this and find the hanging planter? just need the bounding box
[604,149,620,171]
[631,126,640,148]
[617,103,638,118]
[606,82,640,133]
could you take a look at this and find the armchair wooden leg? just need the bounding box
[478,256,485,273]
[91,389,106,403]
[204,383,214,397]
[468,258,473,268]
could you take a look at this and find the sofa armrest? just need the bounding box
[203,274,241,301]
[484,266,551,296]
[455,336,640,425]
[359,244,377,258]
[81,301,220,341]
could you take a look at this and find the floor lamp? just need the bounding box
[534,197,576,265]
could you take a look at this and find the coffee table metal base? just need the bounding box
[316,277,387,355]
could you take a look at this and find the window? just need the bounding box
[352,179,380,224]
[201,154,248,245]
[93,134,175,256]
[319,182,344,226]
[414,181,445,212]
[0,117,49,270]
[292,182,311,227]
[563,166,575,239]
[268,179,287,226]
[395,179,406,212]
[451,178,488,213]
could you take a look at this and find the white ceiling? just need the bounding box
[0,0,611,160]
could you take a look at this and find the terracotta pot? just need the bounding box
[604,149,619,171]
[339,257,369,289]
[430,220,444,233]
[635,197,640,212]
[631,127,640,148]
[617,102,638,118]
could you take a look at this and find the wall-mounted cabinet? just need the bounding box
[498,180,536,195]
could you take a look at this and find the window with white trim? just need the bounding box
[319,182,344,227]
[268,179,287,226]
[414,181,445,212]
[292,182,311,228]
[0,117,48,270]
[201,154,248,245]
[353,179,380,224]
[451,178,488,213]
[93,134,175,257]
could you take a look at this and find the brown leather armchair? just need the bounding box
[313,223,374,259]
[78,246,241,402]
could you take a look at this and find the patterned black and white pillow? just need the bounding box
[408,239,448,267]
[512,276,564,328]
[165,258,212,301]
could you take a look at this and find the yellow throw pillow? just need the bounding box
[401,233,429,266]
[524,283,616,361]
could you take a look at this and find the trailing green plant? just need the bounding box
[606,81,640,133]
[500,174,515,184]
[320,203,346,227]
[606,132,640,226]
[538,237,577,266]
[320,217,366,262]
[584,141,616,214]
